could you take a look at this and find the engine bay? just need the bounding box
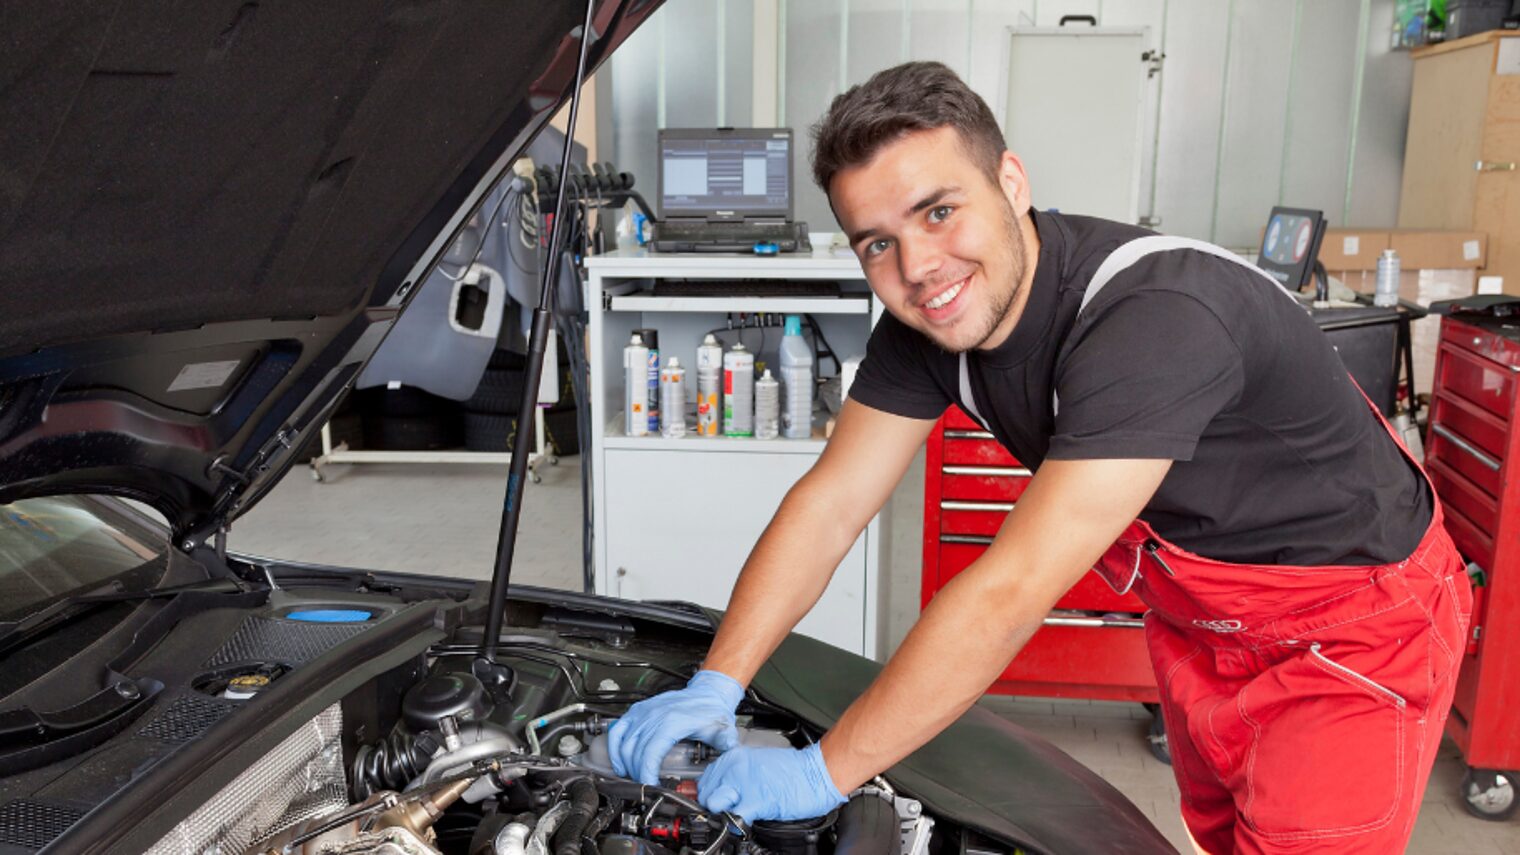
[232,621,940,855]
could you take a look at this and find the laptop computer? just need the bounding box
[651,127,810,253]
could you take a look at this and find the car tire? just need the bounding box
[363,414,463,450]
[544,405,580,456]
[467,369,525,415]
[488,348,527,370]
[353,385,455,418]
[464,412,516,452]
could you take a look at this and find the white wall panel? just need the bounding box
[1279,0,1363,226]
[1150,0,1230,241]
[785,0,846,231]
[1212,0,1296,247]
[608,12,661,211]
[607,0,1412,247]
[1347,0,1411,227]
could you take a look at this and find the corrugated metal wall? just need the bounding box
[607,0,1410,249]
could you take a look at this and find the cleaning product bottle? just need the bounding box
[754,369,780,440]
[779,315,814,439]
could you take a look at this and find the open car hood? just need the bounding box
[0,0,657,541]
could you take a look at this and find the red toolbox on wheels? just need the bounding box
[922,407,1164,756]
[1425,315,1520,820]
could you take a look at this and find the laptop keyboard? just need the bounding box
[656,221,799,241]
[651,280,843,298]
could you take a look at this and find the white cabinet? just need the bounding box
[586,248,883,658]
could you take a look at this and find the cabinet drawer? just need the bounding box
[1428,394,1507,497]
[1436,343,1516,420]
[939,499,1011,536]
[941,465,1032,501]
[1427,459,1500,539]
[936,541,1146,612]
[942,431,1019,466]
[943,406,984,431]
[1443,318,1520,370]
[994,624,1156,699]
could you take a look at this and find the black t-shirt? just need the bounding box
[849,210,1433,566]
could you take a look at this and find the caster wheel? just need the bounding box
[310,466,324,483]
[1462,767,1517,821]
[1147,710,1172,766]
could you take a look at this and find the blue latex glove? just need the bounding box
[608,670,744,784]
[697,743,847,822]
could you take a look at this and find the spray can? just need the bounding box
[1374,249,1400,308]
[754,369,780,440]
[723,342,755,437]
[696,334,723,437]
[623,333,649,436]
[633,328,660,431]
[779,315,814,439]
[660,357,687,438]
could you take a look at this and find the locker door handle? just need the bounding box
[1475,160,1517,172]
[1431,424,1501,471]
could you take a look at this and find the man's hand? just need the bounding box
[697,743,846,822]
[607,670,745,784]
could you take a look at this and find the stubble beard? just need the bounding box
[937,199,1026,355]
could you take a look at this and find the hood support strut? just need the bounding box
[476,0,599,686]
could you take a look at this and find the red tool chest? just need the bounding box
[921,406,1158,703]
[1424,316,1520,789]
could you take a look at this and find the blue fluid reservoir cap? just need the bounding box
[285,609,372,623]
[784,315,802,336]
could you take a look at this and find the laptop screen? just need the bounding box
[658,128,793,220]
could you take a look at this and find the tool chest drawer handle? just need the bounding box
[944,429,997,440]
[1043,615,1146,629]
[942,500,1015,512]
[1431,423,1501,472]
[942,465,1033,477]
[942,534,996,545]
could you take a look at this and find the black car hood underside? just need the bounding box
[751,629,1177,855]
[0,0,657,539]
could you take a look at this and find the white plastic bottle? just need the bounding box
[723,342,755,437]
[1375,249,1400,307]
[623,334,649,436]
[779,316,814,439]
[696,334,723,437]
[660,357,686,438]
[754,370,779,440]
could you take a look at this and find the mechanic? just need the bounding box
[608,61,1472,854]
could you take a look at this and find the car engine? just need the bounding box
[151,621,937,855]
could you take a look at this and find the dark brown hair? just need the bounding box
[810,61,1006,195]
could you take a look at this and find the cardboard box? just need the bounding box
[1314,228,1487,272]
[1319,229,1390,270]
[1388,230,1487,269]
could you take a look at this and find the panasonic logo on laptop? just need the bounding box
[715,210,736,217]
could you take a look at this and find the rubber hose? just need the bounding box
[552,778,600,855]
[833,794,902,855]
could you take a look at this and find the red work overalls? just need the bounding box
[1092,395,1472,853]
[966,236,1474,852]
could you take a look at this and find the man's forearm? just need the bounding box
[702,475,866,685]
[817,557,1055,792]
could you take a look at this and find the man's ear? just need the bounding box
[997,150,1032,217]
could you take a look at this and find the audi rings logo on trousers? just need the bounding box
[1193,619,1246,633]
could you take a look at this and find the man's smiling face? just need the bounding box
[830,126,1038,354]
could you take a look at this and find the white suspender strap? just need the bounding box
[958,352,987,428]
[1054,236,1307,416]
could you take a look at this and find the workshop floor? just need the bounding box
[234,456,1520,854]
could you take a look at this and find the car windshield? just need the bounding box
[0,496,166,623]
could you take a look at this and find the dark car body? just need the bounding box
[0,3,1174,853]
